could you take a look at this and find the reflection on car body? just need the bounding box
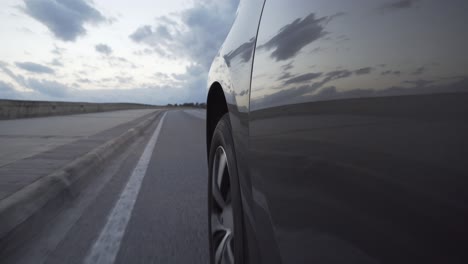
[207,0,468,263]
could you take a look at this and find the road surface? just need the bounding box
[1,109,209,264]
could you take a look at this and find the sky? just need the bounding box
[0,0,239,105]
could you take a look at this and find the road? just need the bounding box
[1,110,209,264]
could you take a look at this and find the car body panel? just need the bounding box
[248,0,468,263]
[207,0,265,262]
[208,0,468,263]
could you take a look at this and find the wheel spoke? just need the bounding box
[225,235,235,264]
[211,146,235,264]
[215,231,233,264]
[212,148,228,209]
[212,175,226,209]
[216,152,227,188]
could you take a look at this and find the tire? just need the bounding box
[208,113,244,264]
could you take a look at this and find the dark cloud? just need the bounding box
[95,44,113,55]
[251,84,318,109]
[309,77,468,102]
[403,79,434,87]
[284,72,322,85]
[252,69,354,108]
[129,25,155,43]
[380,0,420,12]
[412,67,425,75]
[381,70,401,76]
[324,70,353,81]
[223,37,256,66]
[281,61,294,71]
[354,67,373,75]
[278,72,294,81]
[253,76,468,109]
[129,0,239,102]
[15,62,55,74]
[130,0,238,69]
[259,13,329,61]
[0,62,27,87]
[1,62,70,98]
[22,0,106,41]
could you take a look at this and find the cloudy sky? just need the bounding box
[0,0,239,105]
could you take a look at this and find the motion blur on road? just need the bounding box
[0,109,209,264]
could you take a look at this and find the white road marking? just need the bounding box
[84,112,167,264]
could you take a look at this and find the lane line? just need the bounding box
[84,112,167,264]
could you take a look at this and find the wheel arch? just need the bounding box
[206,82,229,159]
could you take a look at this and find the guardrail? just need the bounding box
[0,99,158,119]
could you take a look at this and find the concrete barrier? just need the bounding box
[0,99,158,120]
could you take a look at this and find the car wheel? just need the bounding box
[208,113,244,264]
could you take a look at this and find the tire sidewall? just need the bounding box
[208,114,244,264]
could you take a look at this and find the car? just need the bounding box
[205,0,468,263]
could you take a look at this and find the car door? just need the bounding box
[248,0,468,263]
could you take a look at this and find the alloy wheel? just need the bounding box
[210,146,235,264]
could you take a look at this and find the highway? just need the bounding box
[0,109,209,264]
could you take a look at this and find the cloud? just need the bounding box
[116,76,134,84]
[95,43,113,55]
[0,62,27,87]
[380,0,420,12]
[50,58,63,67]
[403,79,433,87]
[278,72,294,81]
[1,62,70,98]
[284,72,322,85]
[381,70,401,76]
[0,81,20,100]
[412,67,425,75]
[51,45,66,55]
[15,62,55,74]
[26,78,71,98]
[22,0,106,41]
[130,25,153,42]
[223,37,256,66]
[0,80,15,92]
[282,61,294,71]
[354,67,373,75]
[106,56,137,68]
[309,76,468,102]
[259,13,329,61]
[252,75,468,109]
[129,0,239,102]
[77,78,91,84]
[130,0,238,69]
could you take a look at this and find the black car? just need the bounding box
[206,0,468,263]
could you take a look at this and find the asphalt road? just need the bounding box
[3,109,209,264]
